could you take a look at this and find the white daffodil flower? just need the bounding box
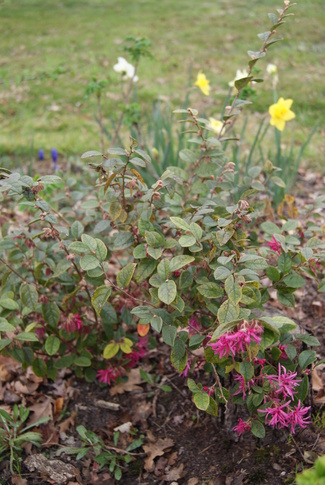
[113,57,138,82]
[228,69,249,88]
[267,63,277,75]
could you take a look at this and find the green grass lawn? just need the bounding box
[0,0,324,169]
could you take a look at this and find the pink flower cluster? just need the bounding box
[63,314,83,334]
[97,367,120,385]
[125,336,148,369]
[267,236,282,255]
[208,320,263,359]
[233,418,251,436]
[267,364,301,400]
[187,316,200,337]
[259,399,310,434]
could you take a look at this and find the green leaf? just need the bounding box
[145,231,164,248]
[283,273,305,288]
[80,255,100,271]
[81,234,97,251]
[103,343,119,359]
[133,244,146,259]
[117,263,136,288]
[130,306,152,319]
[70,221,84,239]
[179,270,193,289]
[95,239,107,262]
[0,298,19,310]
[45,336,60,356]
[193,392,210,411]
[158,280,177,305]
[214,266,232,281]
[206,397,219,416]
[81,150,102,159]
[251,421,266,439]
[216,229,234,246]
[162,325,177,346]
[217,299,239,325]
[74,356,91,367]
[150,316,163,332]
[92,286,112,316]
[0,318,15,332]
[239,361,254,382]
[42,302,60,328]
[0,339,13,351]
[32,358,47,377]
[134,259,157,283]
[93,220,110,234]
[20,284,38,311]
[197,282,224,299]
[296,375,309,402]
[261,222,281,235]
[38,175,62,184]
[295,334,320,347]
[130,157,146,168]
[234,75,254,91]
[277,291,295,308]
[225,275,242,305]
[157,259,170,280]
[169,255,194,273]
[171,339,187,372]
[68,241,90,255]
[109,201,122,221]
[261,315,296,333]
[190,222,202,241]
[134,148,151,164]
[240,254,268,270]
[15,332,39,342]
[298,350,317,370]
[189,334,205,350]
[54,355,75,369]
[170,217,191,231]
[266,266,281,282]
[277,253,292,274]
[147,247,163,260]
[179,235,196,247]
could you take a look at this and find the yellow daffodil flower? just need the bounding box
[195,71,210,96]
[269,97,295,131]
[208,117,223,135]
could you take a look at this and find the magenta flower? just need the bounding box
[97,367,120,385]
[233,418,251,436]
[288,400,311,434]
[267,236,282,255]
[63,314,83,333]
[208,320,263,358]
[267,364,301,400]
[233,374,255,400]
[259,400,291,429]
[278,344,288,360]
[187,316,200,337]
[203,386,214,397]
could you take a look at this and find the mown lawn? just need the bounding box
[0,0,324,168]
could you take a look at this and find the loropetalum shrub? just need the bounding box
[0,1,325,440]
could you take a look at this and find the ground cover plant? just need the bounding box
[0,0,325,483]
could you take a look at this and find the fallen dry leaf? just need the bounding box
[14,380,39,395]
[28,396,53,425]
[55,397,64,415]
[143,437,174,472]
[109,368,143,396]
[58,411,76,434]
[163,463,186,482]
[0,355,20,382]
[187,479,199,485]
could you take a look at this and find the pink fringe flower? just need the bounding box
[267,236,282,255]
[179,358,191,378]
[259,400,292,429]
[267,364,301,400]
[187,316,200,337]
[208,320,263,359]
[288,400,311,434]
[63,314,83,333]
[233,418,251,436]
[97,367,120,385]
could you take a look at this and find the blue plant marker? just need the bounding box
[38,149,44,161]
